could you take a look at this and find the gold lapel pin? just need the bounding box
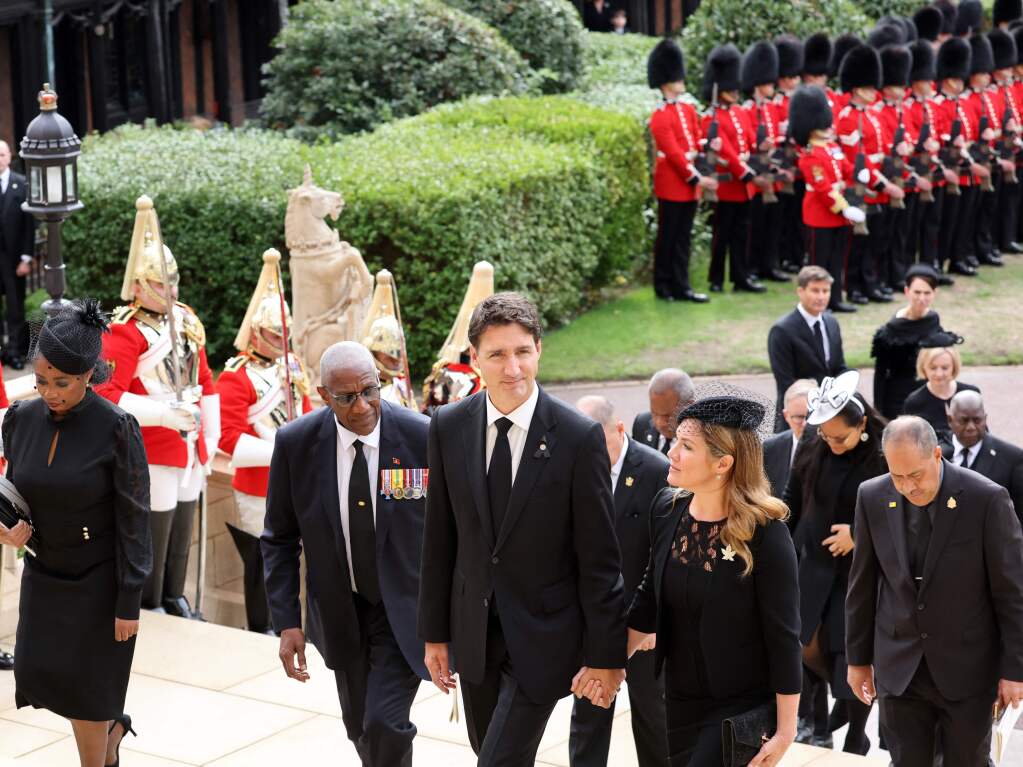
[991,449,997,456]
[625,476,634,487]
[888,501,897,508]
[947,497,957,509]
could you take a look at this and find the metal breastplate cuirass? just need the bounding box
[134,307,203,404]
[245,356,305,432]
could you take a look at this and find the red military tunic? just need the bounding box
[216,352,312,497]
[744,97,784,195]
[96,303,215,468]
[906,94,946,187]
[799,140,856,228]
[935,94,982,186]
[649,99,703,202]
[837,101,890,205]
[700,103,755,202]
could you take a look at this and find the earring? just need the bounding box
[716,474,722,479]
[860,432,869,443]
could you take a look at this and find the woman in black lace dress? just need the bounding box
[627,392,801,767]
[784,371,887,754]
[871,264,961,420]
[0,300,152,767]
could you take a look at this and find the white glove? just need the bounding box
[119,392,197,432]
[843,206,866,224]
[253,421,277,442]
[0,407,6,457]
[856,168,871,184]
[231,432,275,469]
[200,394,221,458]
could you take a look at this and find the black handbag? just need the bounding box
[0,476,38,556]
[721,701,776,767]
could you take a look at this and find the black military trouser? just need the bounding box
[974,181,999,260]
[709,200,751,287]
[997,173,1021,250]
[889,198,914,287]
[778,189,805,269]
[653,199,697,298]
[918,186,943,269]
[806,225,850,309]
[952,185,980,266]
[849,207,893,297]
[750,193,782,277]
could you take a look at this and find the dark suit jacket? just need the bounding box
[763,429,795,498]
[846,461,1023,699]
[0,172,35,263]
[417,386,627,704]
[628,489,803,698]
[614,439,669,605]
[262,401,430,680]
[942,434,1023,527]
[767,309,846,432]
[631,410,667,454]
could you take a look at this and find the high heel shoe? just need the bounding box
[106,714,136,767]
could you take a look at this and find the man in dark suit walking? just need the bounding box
[944,390,1023,524]
[569,395,669,767]
[846,416,1023,767]
[767,265,846,432]
[263,342,430,767]
[762,378,815,498]
[631,368,695,455]
[418,292,627,766]
[0,141,35,369]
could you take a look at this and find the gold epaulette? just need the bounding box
[111,304,140,325]
[176,301,207,348]
[223,354,248,374]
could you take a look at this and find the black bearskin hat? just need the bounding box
[803,32,832,76]
[937,36,972,80]
[994,0,1023,26]
[882,45,912,87]
[840,44,882,92]
[910,39,937,82]
[969,33,995,74]
[914,6,943,42]
[647,38,686,89]
[702,43,742,101]
[935,0,958,36]
[868,23,906,50]
[955,0,983,37]
[989,29,1018,69]
[741,41,779,91]
[775,35,804,78]
[788,85,833,146]
[831,33,864,78]
[901,16,919,42]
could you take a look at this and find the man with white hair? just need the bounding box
[570,395,669,767]
[631,368,696,455]
[262,341,431,766]
[846,416,1023,767]
[0,140,36,369]
[762,378,816,497]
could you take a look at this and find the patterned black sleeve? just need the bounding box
[112,412,153,620]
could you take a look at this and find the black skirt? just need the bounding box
[15,557,136,721]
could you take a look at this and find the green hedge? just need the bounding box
[580,31,659,90]
[260,0,529,139]
[443,0,586,93]
[63,108,641,374]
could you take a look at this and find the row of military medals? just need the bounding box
[380,468,429,500]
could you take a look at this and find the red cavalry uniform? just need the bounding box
[96,303,215,467]
[799,140,855,227]
[836,101,890,204]
[649,99,703,202]
[216,353,313,497]
[701,103,756,201]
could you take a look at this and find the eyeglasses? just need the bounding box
[324,385,381,407]
[786,414,807,424]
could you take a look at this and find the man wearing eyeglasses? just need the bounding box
[262,341,431,767]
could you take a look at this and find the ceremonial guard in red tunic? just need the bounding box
[96,195,219,619]
[965,33,1006,268]
[216,248,312,633]
[775,34,806,274]
[362,269,417,410]
[422,261,493,414]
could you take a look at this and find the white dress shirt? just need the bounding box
[951,434,982,469]
[0,168,9,195]
[610,435,629,493]
[485,383,539,484]
[796,302,830,364]
[790,431,800,466]
[335,416,381,592]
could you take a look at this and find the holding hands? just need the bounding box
[571,666,626,709]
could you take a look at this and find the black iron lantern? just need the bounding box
[19,84,83,316]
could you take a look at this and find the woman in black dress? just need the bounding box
[0,300,152,767]
[902,345,978,446]
[784,370,887,754]
[626,391,802,767]
[870,264,962,420]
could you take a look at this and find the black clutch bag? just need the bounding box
[722,701,776,767]
[0,476,38,556]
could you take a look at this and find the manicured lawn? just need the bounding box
[539,255,1023,383]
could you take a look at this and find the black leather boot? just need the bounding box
[162,500,201,619]
[226,523,274,634]
[142,510,174,611]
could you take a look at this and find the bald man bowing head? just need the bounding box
[262,342,431,767]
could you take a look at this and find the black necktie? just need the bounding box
[488,418,514,537]
[958,449,970,468]
[349,440,380,604]
[910,505,932,587]
[814,319,827,364]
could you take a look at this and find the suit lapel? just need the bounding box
[612,441,642,518]
[883,485,913,586]
[921,462,963,590]
[465,393,496,550]
[654,493,687,603]
[317,409,348,566]
[968,435,994,474]
[494,387,558,554]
